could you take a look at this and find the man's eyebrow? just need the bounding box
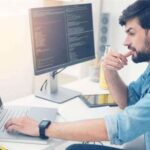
[125,27,133,33]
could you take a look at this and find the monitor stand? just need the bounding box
[35,72,81,103]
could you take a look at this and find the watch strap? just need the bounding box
[39,120,51,139]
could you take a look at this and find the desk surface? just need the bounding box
[0,78,122,150]
[63,77,109,95]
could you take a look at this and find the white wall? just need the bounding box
[0,12,34,102]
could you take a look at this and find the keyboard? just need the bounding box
[0,106,29,132]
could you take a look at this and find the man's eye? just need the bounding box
[129,32,135,36]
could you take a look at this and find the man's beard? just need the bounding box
[132,51,150,63]
[131,38,150,63]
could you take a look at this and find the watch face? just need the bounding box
[40,120,51,128]
[41,120,48,126]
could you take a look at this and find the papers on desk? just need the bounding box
[59,97,119,121]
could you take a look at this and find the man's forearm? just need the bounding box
[104,69,128,109]
[45,119,108,142]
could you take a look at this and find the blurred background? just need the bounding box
[0,0,147,102]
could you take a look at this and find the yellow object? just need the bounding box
[98,94,108,104]
[99,63,108,89]
[0,146,8,150]
[108,94,115,104]
[99,45,111,89]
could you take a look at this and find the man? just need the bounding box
[4,0,150,150]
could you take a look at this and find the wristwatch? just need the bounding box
[39,120,51,139]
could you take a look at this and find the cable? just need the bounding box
[40,68,66,91]
[40,79,48,91]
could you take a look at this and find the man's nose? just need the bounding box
[123,37,131,47]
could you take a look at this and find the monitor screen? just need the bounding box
[29,3,95,75]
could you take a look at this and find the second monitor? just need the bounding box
[29,3,95,103]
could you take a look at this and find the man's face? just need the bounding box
[124,18,150,63]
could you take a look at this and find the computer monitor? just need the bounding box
[29,3,95,103]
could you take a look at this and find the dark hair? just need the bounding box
[119,0,150,29]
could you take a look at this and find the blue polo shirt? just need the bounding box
[105,64,150,150]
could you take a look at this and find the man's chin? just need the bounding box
[131,55,137,63]
[132,56,144,63]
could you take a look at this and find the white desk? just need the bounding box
[63,77,109,95]
[0,78,122,150]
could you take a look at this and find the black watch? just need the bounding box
[39,120,51,139]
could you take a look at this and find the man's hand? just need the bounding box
[102,50,133,71]
[5,116,39,137]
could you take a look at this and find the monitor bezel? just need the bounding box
[29,3,95,75]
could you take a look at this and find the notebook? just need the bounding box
[0,98,57,144]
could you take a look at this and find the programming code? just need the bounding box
[30,4,94,72]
